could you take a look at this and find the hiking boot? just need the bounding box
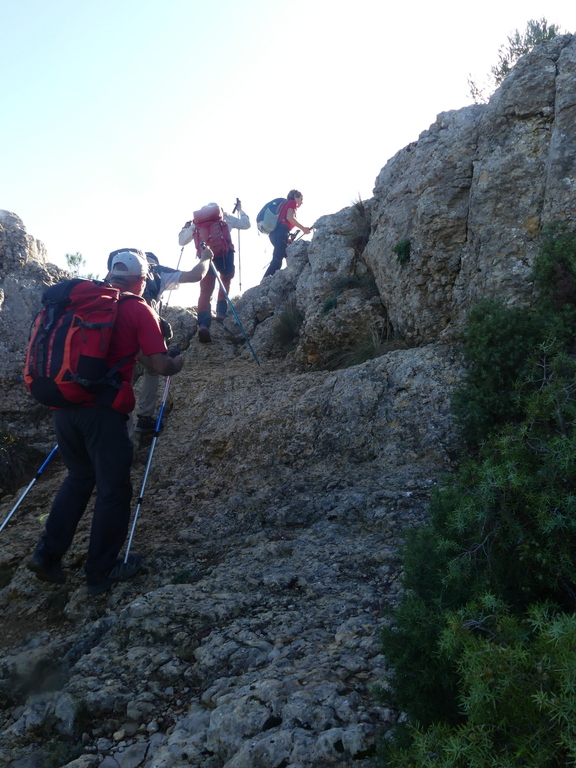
[215,315,225,324]
[198,326,211,343]
[86,553,143,596]
[27,553,66,584]
[135,415,158,433]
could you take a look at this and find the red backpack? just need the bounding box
[192,204,233,261]
[24,279,140,412]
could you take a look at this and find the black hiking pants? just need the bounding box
[265,224,290,277]
[36,406,133,582]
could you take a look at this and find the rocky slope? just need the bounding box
[1,34,576,768]
[0,336,458,768]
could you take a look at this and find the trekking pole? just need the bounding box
[232,198,242,292]
[0,445,59,533]
[201,242,261,365]
[290,226,315,244]
[165,246,185,308]
[124,350,179,562]
[237,229,242,292]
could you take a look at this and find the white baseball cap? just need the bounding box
[109,249,148,277]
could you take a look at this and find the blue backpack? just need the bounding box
[256,198,286,234]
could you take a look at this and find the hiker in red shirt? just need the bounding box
[264,190,311,278]
[27,249,209,595]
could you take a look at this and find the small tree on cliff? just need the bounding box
[65,252,97,280]
[468,18,563,103]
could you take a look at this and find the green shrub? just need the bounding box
[393,239,411,265]
[453,224,576,449]
[531,222,576,348]
[331,275,378,295]
[379,591,463,728]
[451,298,543,447]
[274,301,303,346]
[322,295,338,314]
[324,324,390,370]
[322,275,380,315]
[378,223,576,766]
[382,344,576,703]
[349,197,371,257]
[384,604,576,767]
[44,739,83,768]
[532,223,576,300]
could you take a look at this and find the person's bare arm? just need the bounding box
[178,245,214,284]
[286,208,311,235]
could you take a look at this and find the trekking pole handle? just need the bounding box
[232,198,240,213]
[199,241,214,257]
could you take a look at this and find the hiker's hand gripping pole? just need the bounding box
[0,445,59,534]
[199,241,260,365]
[124,350,180,562]
[290,225,316,244]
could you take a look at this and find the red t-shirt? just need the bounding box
[278,199,297,230]
[108,294,167,386]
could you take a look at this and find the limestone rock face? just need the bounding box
[0,211,67,417]
[240,36,576,355]
[361,34,576,344]
[0,210,48,272]
[161,307,199,353]
[236,206,385,368]
[365,105,482,343]
[233,241,310,362]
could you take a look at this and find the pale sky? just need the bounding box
[2,0,576,307]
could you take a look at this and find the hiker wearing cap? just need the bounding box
[178,202,250,343]
[105,250,212,305]
[134,249,213,433]
[264,190,311,278]
[27,248,208,596]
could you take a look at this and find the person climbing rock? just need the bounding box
[264,190,311,278]
[134,249,213,433]
[178,202,250,343]
[27,250,189,595]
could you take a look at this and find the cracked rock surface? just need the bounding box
[0,333,459,767]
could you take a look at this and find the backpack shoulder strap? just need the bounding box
[119,292,147,303]
[278,198,292,224]
[99,293,147,382]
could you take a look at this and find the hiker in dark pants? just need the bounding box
[264,190,311,278]
[27,249,209,595]
[134,249,213,434]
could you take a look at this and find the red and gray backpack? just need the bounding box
[24,279,140,411]
[192,204,233,261]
